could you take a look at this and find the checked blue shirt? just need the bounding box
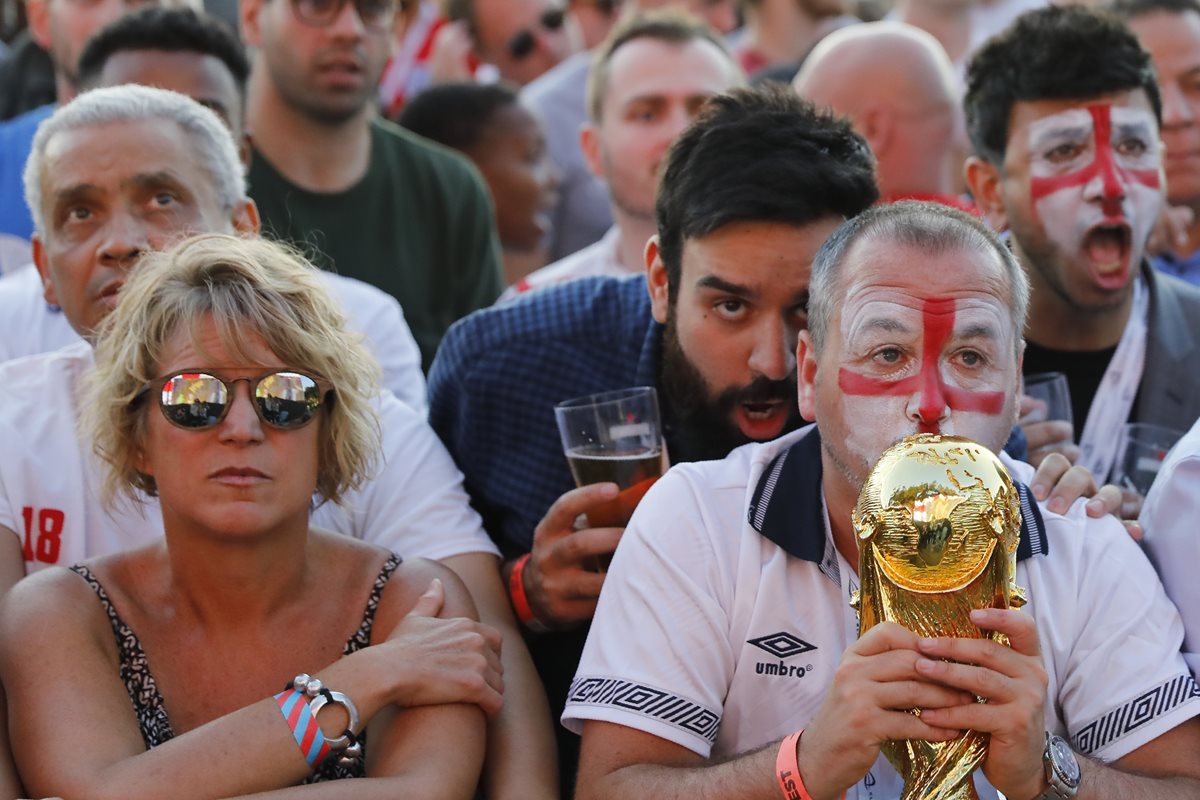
[428,275,660,797]
[428,275,660,557]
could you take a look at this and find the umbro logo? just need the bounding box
[749,632,817,679]
[748,632,817,659]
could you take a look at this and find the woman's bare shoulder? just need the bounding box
[0,565,114,656]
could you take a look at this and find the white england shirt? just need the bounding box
[0,264,429,415]
[564,426,1200,799]
[0,342,497,572]
[1140,416,1200,678]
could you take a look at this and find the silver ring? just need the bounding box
[308,690,361,751]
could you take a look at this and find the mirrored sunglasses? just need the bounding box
[506,7,565,60]
[146,371,328,431]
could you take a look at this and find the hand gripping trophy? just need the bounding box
[852,434,1027,800]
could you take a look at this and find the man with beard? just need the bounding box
[240,0,503,369]
[427,84,880,795]
[566,199,1200,800]
[506,10,742,297]
[963,4,1200,478]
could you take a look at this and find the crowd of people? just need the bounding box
[0,0,1197,798]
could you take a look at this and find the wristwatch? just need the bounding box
[1037,732,1081,799]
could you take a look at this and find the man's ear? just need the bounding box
[645,235,669,324]
[31,234,59,307]
[232,198,261,236]
[796,330,819,423]
[858,104,893,159]
[965,156,1008,231]
[240,0,266,47]
[25,0,51,50]
[580,122,603,180]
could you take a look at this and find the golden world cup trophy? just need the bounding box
[851,434,1027,800]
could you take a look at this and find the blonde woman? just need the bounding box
[0,234,501,799]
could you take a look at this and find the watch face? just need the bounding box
[1050,736,1082,785]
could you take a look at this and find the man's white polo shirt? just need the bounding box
[1141,415,1200,677]
[563,426,1200,799]
[0,341,497,571]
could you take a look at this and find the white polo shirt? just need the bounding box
[0,341,497,572]
[0,264,429,415]
[1140,416,1200,678]
[564,426,1200,799]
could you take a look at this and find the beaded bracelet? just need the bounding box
[275,673,363,768]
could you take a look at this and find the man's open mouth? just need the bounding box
[734,399,791,441]
[1082,222,1132,289]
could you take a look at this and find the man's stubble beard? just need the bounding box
[1009,210,1134,318]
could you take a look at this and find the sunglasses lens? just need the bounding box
[161,373,228,429]
[254,372,323,428]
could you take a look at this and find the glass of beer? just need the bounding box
[555,387,666,535]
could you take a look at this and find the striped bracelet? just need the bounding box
[274,673,363,768]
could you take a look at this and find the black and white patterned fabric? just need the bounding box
[70,553,402,783]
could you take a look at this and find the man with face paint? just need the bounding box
[427,85,879,796]
[964,4,1200,480]
[566,200,1200,800]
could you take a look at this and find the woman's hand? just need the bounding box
[379,578,505,715]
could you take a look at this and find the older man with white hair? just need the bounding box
[0,0,201,274]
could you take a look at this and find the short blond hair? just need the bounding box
[84,233,382,509]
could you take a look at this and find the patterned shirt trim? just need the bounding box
[69,553,402,782]
[1071,673,1200,756]
[567,675,721,745]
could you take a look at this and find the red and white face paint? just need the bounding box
[1025,104,1163,293]
[805,241,1021,487]
[837,297,1007,434]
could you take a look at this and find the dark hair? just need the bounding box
[655,83,878,300]
[586,10,732,122]
[396,82,520,152]
[77,7,249,93]
[1109,0,1200,19]
[965,5,1161,166]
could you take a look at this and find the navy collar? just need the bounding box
[747,427,1049,563]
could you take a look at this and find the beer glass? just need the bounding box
[1114,422,1184,497]
[554,387,666,533]
[1022,371,1073,427]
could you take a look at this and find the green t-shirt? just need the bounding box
[247,116,503,370]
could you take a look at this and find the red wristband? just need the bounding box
[509,553,548,633]
[776,730,816,800]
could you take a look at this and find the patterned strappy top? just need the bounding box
[69,553,402,783]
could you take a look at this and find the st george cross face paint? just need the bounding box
[837,298,1007,430]
[801,239,1020,492]
[1002,94,1164,310]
